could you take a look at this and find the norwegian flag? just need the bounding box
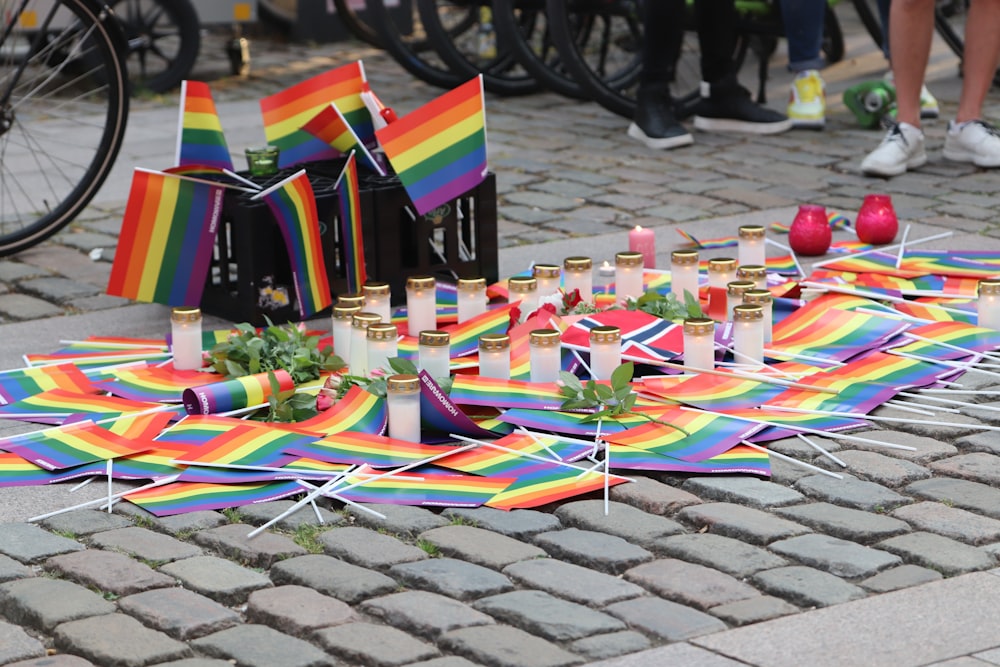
[561,310,683,362]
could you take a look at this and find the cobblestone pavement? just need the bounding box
[3,10,1000,667]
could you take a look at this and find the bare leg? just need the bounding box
[888,0,935,127]
[956,0,1000,122]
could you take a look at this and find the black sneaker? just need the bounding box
[693,78,793,135]
[627,83,694,150]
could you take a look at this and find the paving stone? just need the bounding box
[0,261,43,281]
[891,501,1000,545]
[442,507,562,538]
[709,595,800,626]
[652,533,788,578]
[505,558,646,608]
[608,475,702,514]
[751,566,868,608]
[69,294,132,312]
[531,528,652,574]
[53,614,191,667]
[87,526,202,563]
[876,531,996,576]
[0,620,46,665]
[473,590,626,641]
[117,587,241,640]
[19,277,100,302]
[6,656,96,667]
[318,526,427,569]
[0,294,63,320]
[40,510,133,536]
[361,591,495,639]
[625,558,760,610]
[406,659,481,667]
[677,502,811,545]
[269,553,397,604]
[0,553,34,582]
[768,533,902,578]
[773,502,911,544]
[191,625,333,667]
[148,660,235,667]
[439,625,583,667]
[569,631,652,661]
[190,523,306,568]
[45,549,174,597]
[0,522,84,563]
[929,453,1000,486]
[345,503,449,535]
[830,450,933,486]
[681,476,805,508]
[232,501,344,530]
[906,477,1000,520]
[0,577,115,632]
[154,511,228,535]
[794,473,911,512]
[552,500,684,547]
[838,429,957,462]
[389,557,514,600]
[245,585,357,634]
[872,407,987,440]
[417,525,546,569]
[859,564,945,593]
[604,597,728,641]
[158,556,272,606]
[312,621,440,666]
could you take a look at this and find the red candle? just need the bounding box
[628,225,656,268]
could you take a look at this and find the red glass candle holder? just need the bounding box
[855,194,898,245]
[788,204,831,256]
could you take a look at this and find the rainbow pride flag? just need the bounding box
[182,370,295,415]
[675,229,736,248]
[0,363,96,404]
[893,300,975,325]
[107,169,226,306]
[172,420,319,468]
[763,377,899,414]
[335,468,513,508]
[255,170,333,318]
[0,420,155,470]
[604,406,764,462]
[497,406,674,437]
[286,432,458,468]
[293,384,386,436]
[260,61,373,168]
[443,303,515,358]
[98,366,209,403]
[450,376,566,410]
[890,320,1000,360]
[609,443,770,476]
[0,452,101,487]
[376,76,488,216]
[175,80,233,171]
[722,408,868,442]
[125,480,305,516]
[770,306,911,363]
[334,153,367,294]
[638,374,783,411]
[0,389,161,425]
[303,104,385,175]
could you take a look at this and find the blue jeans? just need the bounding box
[780,0,827,71]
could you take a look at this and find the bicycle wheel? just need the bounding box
[849,0,886,53]
[0,0,130,256]
[333,0,385,48]
[259,0,296,29]
[365,0,468,89]
[112,0,200,93]
[933,0,965,59]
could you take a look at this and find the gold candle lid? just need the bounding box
[508,276,538,293]
[386,374,420,394]
[738,225,766,239]
[532,264,561,279]
[362,281,390,297]
[671,250,699,266]
[337,293,366,308]
[727,280,756,297]
[332,304,362,320]
[171,307,201,323]
[366,323,397,341]
[736,265,767,280]
[351,312,382,329]
[458,277,486,291]
[733,304,764,322]
[479,333,511,351]
[615,251,644,267]
[406,275,435,290]
[419,330,450,347]
[529,329,561,347]
[708,257,738,273]
[564,256,592,271]
[683,318,715,336]
[979,280,1000,296]
[589,325,621,344]
[743,289,773,305]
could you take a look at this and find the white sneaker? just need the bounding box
[884,71,939,119]
[788,70,825,129]
[861,122,927,177]
[943,120,1000,167]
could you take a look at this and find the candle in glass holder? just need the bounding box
[629,225,656,268]
[362,282,392,323]
[736,264,767,290]
[670,250,700,302]
[387,374,421,442]
[726,280,756,320]
[683,318,715,372]
[349,312,382,376]
[533,264,562,298]
[478,333,511,379]
[978,280,1000,329]
[457,277,487,323]
[405,276,436,337]
[244,145,280,176]
[733,304,765,365]
[337,292,366,309]
[743,289,774,343]
[529,329,562,383]
[615,251,645,303]
[563,256,593,303]
[589,325,621,381]
[508,276,539,319]
[332,304,361,360]
[171,307,203,370]
[707,257,737,290]
[418,330,451,379]
[738,225,766,267]
[367,323,398,374]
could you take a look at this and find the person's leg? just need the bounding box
[781,0,827,128]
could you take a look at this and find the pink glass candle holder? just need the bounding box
[788,204,831,256]
[855,194,898,244]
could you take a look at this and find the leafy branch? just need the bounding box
[632,289,704,322]
[208,318,344,384]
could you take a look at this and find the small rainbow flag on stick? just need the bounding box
[253,170,333,318]
[376,76,488,216]
[106,169,226,306]
[334,153,367,294]
[175,80,233,171]
[303,104,385,176]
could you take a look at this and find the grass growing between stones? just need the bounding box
[288,524,330,554]
[222,508,243,523]
[417,539,440,557]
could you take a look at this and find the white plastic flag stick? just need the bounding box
[296,479,387,520]
[222,169,263,190]
[895,224,911,269]
[575,458,604,479]
[884,400,940,416]
[898,390,1000,413]
[70,476,96,492]
[767,404,1000,432]
[800,281,971,316]
[451,433,633,482]
[28,474,182,522]
[903,333,1000,361]
[887,350,1000,381]
[58,339,168,350]
[592,418,604,460]
[604,442,611,516]
[571,348,594,378]
[766,238,806,277]
[741,440,842,479]
[810,231,954,269]
[106,459,113,514]
[886,399,959,415]
[856,308,936,324]
[796,433,847,467]
[515,426,564,461]
[247,474,350,539]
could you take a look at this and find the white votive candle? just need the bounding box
[332,304,361,361]
[671,249,700,303]
[387,374,421,442]
[614,251,644,303]
[337,292,366,309]
[405,276,436,337]
[170,307,203,370]
[457,277,488,323]
[533,264,562,299]
[736,264,768,290]
[479,333,511,379]
[349,312,382,376]
[743,289,774,343]
[589,325,621,381]
[726,281,756,321]
[683,318,715,372]
[563,256,593,303]
[979,280,1000,329]
[509,276,539,320]
[367,323,398,374]
[418,330,451,380]
[733,304,765,365]
[529,328,562,383]
[738,225,766,267]
[362,282,392,323]
[707,257,737,290]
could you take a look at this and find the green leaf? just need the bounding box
[559,386,581,399]
[561,399,594,411]
[236,322,255,335]
[224,359,247,378]
[559,371,583,393]
[684,289,705,318]
[594,384,614,401]
[610,362,634,390]
[388,357,419,375]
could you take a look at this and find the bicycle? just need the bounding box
[0,0,130,257]
[113,0,200,93]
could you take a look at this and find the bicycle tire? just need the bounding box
[333,0,385,48]
[417,0,542,95]
[821,4,843,64]
[112,0,200,93]
[259,0,296,28]
[849,0,886,53]
[0,0,130,257]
